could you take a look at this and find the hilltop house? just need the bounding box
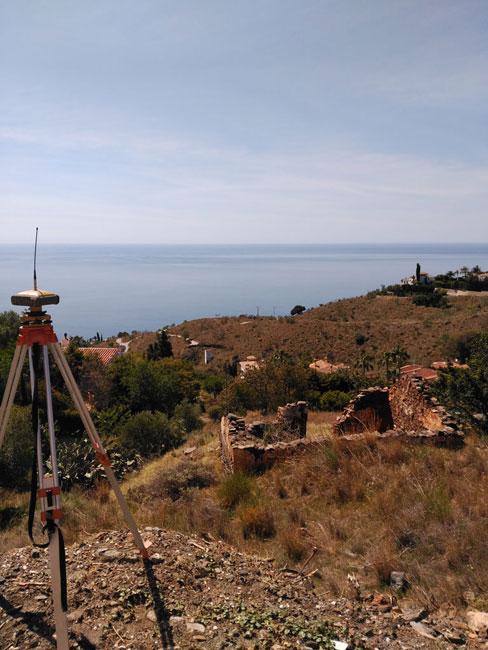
[401,271,434,286]
[61,337,123,366]
[309,358,350,374]
[239,356,259,375]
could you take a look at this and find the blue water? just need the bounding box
[1,243,488,338]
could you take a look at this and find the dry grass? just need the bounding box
[4,425,488,608]
[163,294,488,368]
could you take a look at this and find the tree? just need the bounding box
[434,333,488,434]
[416,263,421,283]
[172,399,203,433]
[380,351,395,383]
[460,266,469,278]
[354,351,374,375]
[223,356,239,377]
[202,374,225,396]
[0,311,20,348]
[241,356,309,412]
[108,356,200,416]
[146,329,173,361]
[290,305,306,316]
[391,346,409,379]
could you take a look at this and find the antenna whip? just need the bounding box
[33,227,38,291]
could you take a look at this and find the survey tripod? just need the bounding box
[0,287,149,650]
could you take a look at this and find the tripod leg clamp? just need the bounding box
[39,483,63,522]
[95,450,111,467]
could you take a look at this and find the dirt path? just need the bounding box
[116,336,130,353]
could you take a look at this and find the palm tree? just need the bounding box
[460,266,469,278]
[380,351,395,383]
[391,346,410,380]
[355,351,374,375]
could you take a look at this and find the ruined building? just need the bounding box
[219,402,319,474]
[219,376,464,475]
[334,375,463,446]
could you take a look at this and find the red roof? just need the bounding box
[79,348,119,366]
[400,364,438,381]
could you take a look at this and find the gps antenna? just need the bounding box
[33,227,38,291]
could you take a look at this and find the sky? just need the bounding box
[1,0,487,244]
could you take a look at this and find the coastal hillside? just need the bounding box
[129,294,488,367]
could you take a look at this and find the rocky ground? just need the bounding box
[0,528,486,650]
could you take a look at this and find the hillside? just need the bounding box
[128,294,488,368]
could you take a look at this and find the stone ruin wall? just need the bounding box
[276,401,308,438]
[334,375,463,446]
[220,378,464,475]
[219,402,317,474]
[389,376,445,432]
[334,388,393,435]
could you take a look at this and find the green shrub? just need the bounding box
[217,471,257,508]
[208,406,223,421]
[319,390,351,411]
[413,291,449,309]
[94,405,132,438]
[172,399,203,433]
[118,410,185,457]
[202,374,225,396]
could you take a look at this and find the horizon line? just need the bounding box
[2,241,488,247]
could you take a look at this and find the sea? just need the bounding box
[1,243,488,339]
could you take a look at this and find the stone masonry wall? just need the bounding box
[333,375,463,445]
[276,401,308,437]
[220,403,315,474]
[389,375,460,435]
[334,388,393,436]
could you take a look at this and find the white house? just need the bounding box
[401,271,434,285]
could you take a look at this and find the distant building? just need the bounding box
[204,349,213,364]
[239,355,259,374]
[79,347,122,366]
[400,364,438,381]
[400,272,434,285]
[309,358,350,374]
[418,272,435,284]
[478,272,488,283]
[400,360,468,382]
[61,336,123,365]
[431,361,468,370]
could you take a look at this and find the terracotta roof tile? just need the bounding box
[79,348,119,366]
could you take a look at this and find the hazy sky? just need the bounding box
[1,1,487,244]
